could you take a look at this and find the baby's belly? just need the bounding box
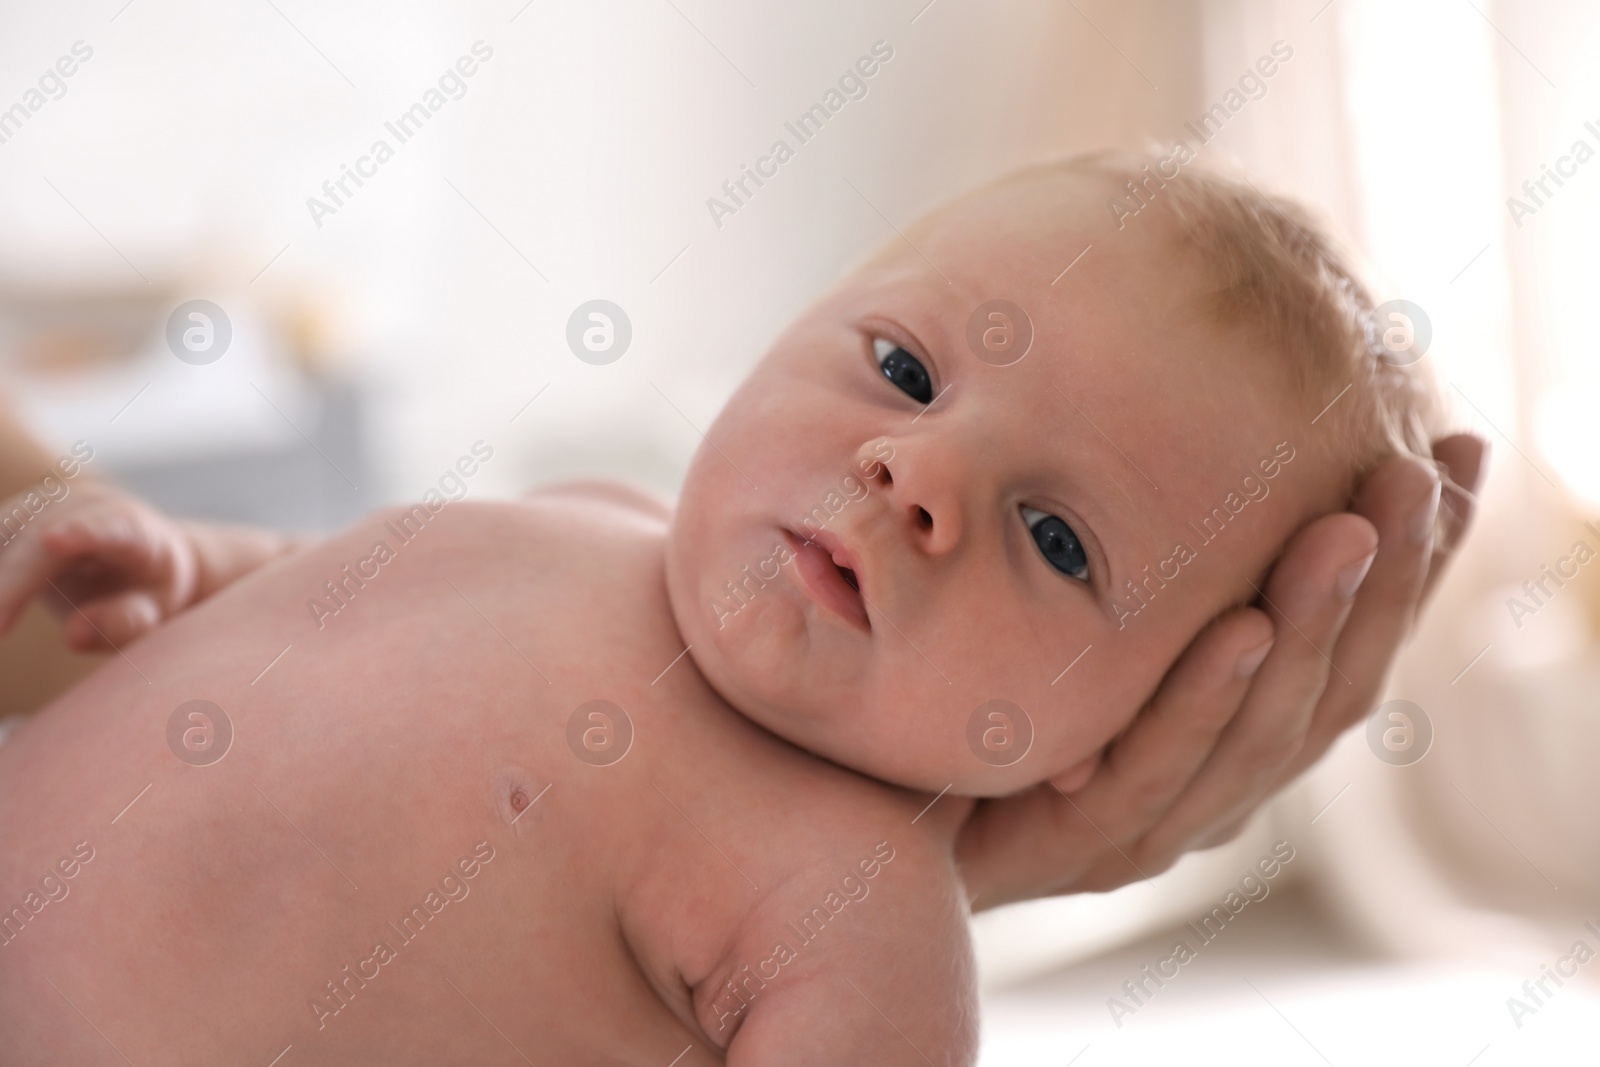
[0,504,703,1065]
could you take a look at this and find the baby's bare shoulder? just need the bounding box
[525,478,673,523]
[367,485,664,555]
[689,823,977,1065]
[349,488,669,601]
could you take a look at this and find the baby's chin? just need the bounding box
[677,631,946,789]
[679,581,810,694]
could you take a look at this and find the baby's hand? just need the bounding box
[0,481,204,650]
[0,482,300,652]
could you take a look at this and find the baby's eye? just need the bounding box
[873,336,934,404]
[1021,506,1090,582]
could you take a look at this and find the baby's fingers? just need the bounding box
[43,512,162,576]
[60,589,163,651]
[0,509,164,636]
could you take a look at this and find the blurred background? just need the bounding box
[2,0,1598,1062]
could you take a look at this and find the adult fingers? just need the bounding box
[1047,439,1484,888]
[1072,605,1275,844]
[1420,433,1487,605]
[1279,454,1438,785]
[955,607,1275,905]
[1192,813,1250,851]
[1054,606,1274,892]
[1188,442,1479,844]
[1131,511,1378,864]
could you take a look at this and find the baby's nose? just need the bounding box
[856,437,965,556]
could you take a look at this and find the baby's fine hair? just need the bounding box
[950,150,1452,504]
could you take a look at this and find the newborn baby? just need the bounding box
[0,153,1443,1064]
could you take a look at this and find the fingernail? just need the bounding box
[1408,478,1442,544]
[1236,640,1274,679]
[1337,552,1377,599]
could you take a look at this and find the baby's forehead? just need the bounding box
[857,174,1208,319]
[910,169,1158,254]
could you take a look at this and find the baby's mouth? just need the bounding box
[782,528,870,632]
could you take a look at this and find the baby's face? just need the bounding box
[666,175,1348,795]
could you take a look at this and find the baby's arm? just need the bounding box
[711,843,978,1066]
[0,478,303,651]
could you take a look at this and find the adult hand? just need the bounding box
[955,434,1488,909]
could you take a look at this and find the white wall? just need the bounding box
[0,0,1198,506]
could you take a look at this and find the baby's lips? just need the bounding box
[799,527,866,596]
[782,527,870,631]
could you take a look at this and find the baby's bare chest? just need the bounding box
[0,501,930,1064]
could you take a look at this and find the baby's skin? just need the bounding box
[0,489,977,1064]
[0,166,1374,1063]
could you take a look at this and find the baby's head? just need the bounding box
[665,151,1446,796]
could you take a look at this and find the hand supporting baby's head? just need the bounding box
[665,151,1447,796]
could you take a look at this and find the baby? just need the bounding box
[0,152,1444,1064]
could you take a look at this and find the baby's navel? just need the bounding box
[491,766,548,828]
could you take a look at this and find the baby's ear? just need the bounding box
[1050,749,1103,794]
